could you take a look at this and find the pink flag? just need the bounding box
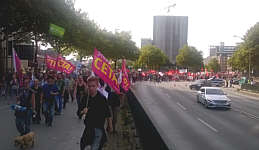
[92,48,120,94]
[12,49,23,86]
[45,55,75,74]
[45,55,57,70]
[56,55,75,74]
[121,59,130,92]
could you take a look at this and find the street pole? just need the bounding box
[248,50,251,79]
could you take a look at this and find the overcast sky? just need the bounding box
[75,0,259,57]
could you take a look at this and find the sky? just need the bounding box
[74,0,259,57]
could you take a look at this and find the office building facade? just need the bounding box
[153,16,188,64]
[209,42,237,72]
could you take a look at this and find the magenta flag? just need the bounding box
[45,55,57,70]
[92,48,120,94]
[45,55,75,74]
[12,49,23,86]
[121,59,130,92]
[56,55,75,74]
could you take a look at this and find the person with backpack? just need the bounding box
[15,78,35,136]
[42,76,59,127]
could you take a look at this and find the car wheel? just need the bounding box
[197,96,200,103]
[204,101,209,108]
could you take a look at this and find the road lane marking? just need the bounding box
[233,108,259,120]
[198,118,218,133]
[176,102,187,110]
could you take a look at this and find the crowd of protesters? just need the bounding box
[0,68,124,150]
[128,69,258,88]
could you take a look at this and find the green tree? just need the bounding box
[136,45,168,69]
[207,58,220,72]
[176,45,203,72]
[2,0,139,62]
[229,22,259,72]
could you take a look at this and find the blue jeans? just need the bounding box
[55,95,63,113]
[91,128,103,150]
[80,128,103,150]
[43,102,55,126]
[15,109,32,136]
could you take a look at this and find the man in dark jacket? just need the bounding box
[80,76,113,150]
[15,78,35,136]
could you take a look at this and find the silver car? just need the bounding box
[197,87,231,109]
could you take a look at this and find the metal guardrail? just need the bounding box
[126,90,169,150]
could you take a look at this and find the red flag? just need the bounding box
[92,48,120,94]
[45,55,75,74]
[121,59,130,92]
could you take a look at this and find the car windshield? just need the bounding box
[206,89,225,95]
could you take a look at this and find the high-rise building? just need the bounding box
[153,16,188,64]
[141,38,153,48]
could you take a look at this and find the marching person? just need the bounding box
[63,74,70,109]
[68,76,75,102]
[80,76,113,150]
[55,73,65,115]
[42,76,59,127]
[74,75,87,119]
[15,77,35,136]
[107,89,120,134]
[10,73,19,98]
[31,79,43,124]
[0,75,7,97]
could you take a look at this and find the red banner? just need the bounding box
[45,55,57,70]
[45,55,75,74]
[92,48,120,94]
[121,59,130,92]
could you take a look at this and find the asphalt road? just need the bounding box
[0,97,83,150]
[132,81,259,150]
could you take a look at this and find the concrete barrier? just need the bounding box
[126,90,169,150]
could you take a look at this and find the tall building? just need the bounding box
[153,16,188,64]
[209,46,217,57]
[141,38,153,48]
[209,42,237,72]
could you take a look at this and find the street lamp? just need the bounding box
[233,35,251,78]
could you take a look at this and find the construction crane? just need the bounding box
[164,3,176,14]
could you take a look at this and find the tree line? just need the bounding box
[1,0,138,62]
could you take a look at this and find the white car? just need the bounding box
[197,87,231,109]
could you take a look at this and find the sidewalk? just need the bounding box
[222,85,259,99]
[0,95,139,150]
